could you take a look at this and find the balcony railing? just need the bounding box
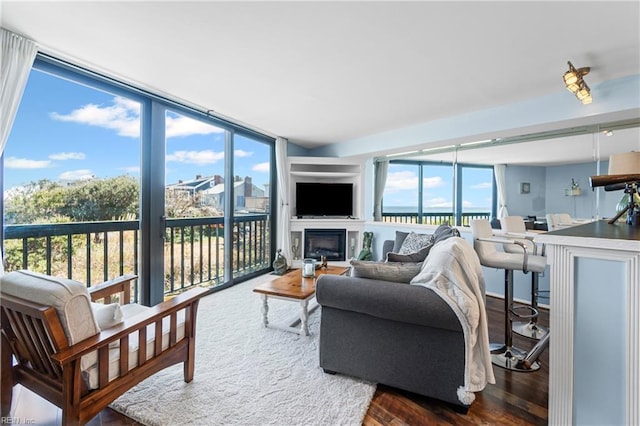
[2,214,271,299]
[382,212,491,226]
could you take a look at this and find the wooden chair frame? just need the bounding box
[1,274,207,425]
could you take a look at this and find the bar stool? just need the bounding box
[470,219,547,372]
[499,216,548,340]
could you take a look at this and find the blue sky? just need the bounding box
[5,68,492,212]
[4,69,271,192]
[383,163,493,211]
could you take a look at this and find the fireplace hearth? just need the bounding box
[304,229,346,261]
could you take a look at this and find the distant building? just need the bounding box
[166,175,268,212]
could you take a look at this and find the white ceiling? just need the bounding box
[2,1,639,165]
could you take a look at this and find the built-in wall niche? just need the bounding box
[288,156,364,220]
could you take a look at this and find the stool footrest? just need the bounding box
[510,304,538,320]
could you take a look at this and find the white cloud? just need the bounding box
[470,181,492,190]
[235,149,253,157]
[384,171,419,192]
[166,150,224,165]
[423,176,445,188]
[166,114,224,138]
[49,152,86,160]
[425,197,452,208]
[252,162,270,172]
[50,96,141,137]
[50,96,230,139]
[5,157,52,169]
[59,169,94,181]
[462,200,474,207]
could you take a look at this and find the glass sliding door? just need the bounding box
[232,133,273,277]
[164,109,227,292]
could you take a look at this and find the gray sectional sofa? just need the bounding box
[316,274,468,411]
[316,228,491,413]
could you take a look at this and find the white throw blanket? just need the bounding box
[410,236,495,405]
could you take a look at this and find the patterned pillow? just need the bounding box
[350,260,423,283]
[398,232,434,255]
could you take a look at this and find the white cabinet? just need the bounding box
[288,156,365,267]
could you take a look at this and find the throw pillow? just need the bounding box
[350,260,423,283]
[398,232,434,255]
[391,231,410,253]
[91,302,124,330]
[386,243,433,262]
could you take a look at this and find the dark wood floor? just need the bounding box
[16,295,548,425]
[363,295,549,426]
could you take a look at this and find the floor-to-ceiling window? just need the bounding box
[1,54,275,304]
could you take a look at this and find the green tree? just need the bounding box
[61,175,139,221]
[4,179,67,224]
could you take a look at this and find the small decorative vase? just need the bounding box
[272,249,288,275]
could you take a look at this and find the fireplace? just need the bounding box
[304,229,346,261]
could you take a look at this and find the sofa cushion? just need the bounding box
[350,260,422,283]
[398,232,434,255]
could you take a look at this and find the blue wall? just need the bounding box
[506,160,623,220]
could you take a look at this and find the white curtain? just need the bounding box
[373,160,388,221]
[494,164,509,218]
[275,137,291,265]
[1,29,38,154]
[0,29,38,275]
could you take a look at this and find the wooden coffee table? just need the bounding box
[253,265,349,336]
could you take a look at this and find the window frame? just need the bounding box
[384,159,496,226]
[2,53,276,305]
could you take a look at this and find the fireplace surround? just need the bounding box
[304,228,346,261]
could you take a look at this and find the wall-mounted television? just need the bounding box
[296,182,353,217]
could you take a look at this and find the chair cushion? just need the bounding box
[83,304,187,389]
[0,270,100,371]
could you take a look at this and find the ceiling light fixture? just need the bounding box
[563,61,592,105]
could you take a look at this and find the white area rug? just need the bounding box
[110,274,376,425]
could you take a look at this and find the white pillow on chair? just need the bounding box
[91,302,124,330]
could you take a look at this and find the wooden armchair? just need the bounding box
[0,270,207,425]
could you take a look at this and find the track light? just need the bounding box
[563,61,592,104]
